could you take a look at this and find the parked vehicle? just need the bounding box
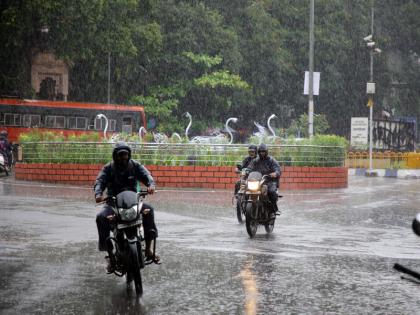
[105,190,159,296]
[11,143,19,166]
[243,171,280,238]
[0,152,9,176]
[0,97,146,142]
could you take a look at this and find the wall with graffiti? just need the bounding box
[373,117,417,151]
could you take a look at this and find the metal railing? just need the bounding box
[19,142,346,167]
[346,151,419,169]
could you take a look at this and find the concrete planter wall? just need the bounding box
[15,163,348,190]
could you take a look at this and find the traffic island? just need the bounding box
[15,163,348,190]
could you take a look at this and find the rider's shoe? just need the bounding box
[269,212,276,220]
[145,248,161,263]
[145,238,161,263]
[105,256,115,274]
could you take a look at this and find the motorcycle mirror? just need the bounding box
[412,213,420,237]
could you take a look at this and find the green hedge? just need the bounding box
[19,131,347,167]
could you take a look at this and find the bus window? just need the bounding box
[68,117,88,130]
[109,119,116,132]
[122,117,132,134]
[45,115,65,128]
[76,117,87,129]
[4,113,21,126]
[94,117,103,130]
[23,114,41,127]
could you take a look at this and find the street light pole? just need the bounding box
[368,3,374,174]
[308,0,314,138]
[107,52,111,104]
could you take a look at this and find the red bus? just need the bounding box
[0,98,146,142]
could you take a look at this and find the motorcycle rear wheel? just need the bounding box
[264,219,275,233]
[245,203,258,238]
[127,241,143,297]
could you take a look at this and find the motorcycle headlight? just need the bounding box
[247,181,260,191]
[118,206,138,222]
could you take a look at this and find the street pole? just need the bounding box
[368,2,374,173]
[308,0,314,138]
[107,52,111,104]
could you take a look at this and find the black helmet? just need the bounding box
[258,143,268,153]
[248,144,257,153]
[112,141,132,161]
[0,130,7,137]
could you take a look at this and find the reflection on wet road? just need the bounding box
[1,176,420,314]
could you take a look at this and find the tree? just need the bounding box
[130,52,249,134]
[286,113,330,138]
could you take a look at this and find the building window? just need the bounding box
[68,117,88,130]
[4,113,21,126]
[23,115,41,127]
[45,115,65,128]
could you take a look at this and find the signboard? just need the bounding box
[303,71,320,95]
[366,82,375,94]
[351,117,368,146]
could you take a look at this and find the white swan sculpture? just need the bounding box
[171,132,182,142]
[138,126,147,142]
[96,114,108,141]
[184,112,192,140]
[152,132,169,143]
[267,114,279,141]
[190,117,238,144]
[225,117,238,144]
[253,121,267,143]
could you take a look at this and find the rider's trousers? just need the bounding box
[96,203,158,251]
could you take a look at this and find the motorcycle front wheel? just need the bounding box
[236,197,244,223]
[127,241,143,297]
[245,203,258,238]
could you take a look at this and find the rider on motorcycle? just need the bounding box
[247,143,281,218]
[0,130,12,168]
[234,144,257,195]
[94,141,160,272]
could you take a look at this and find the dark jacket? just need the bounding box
[240,156,255,170]
[248,155,281,181]
[94,160,155,198]
[0,138,11,153]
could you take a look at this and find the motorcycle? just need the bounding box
[393,213,420,284]
[11,143,19,166]
[234,164,248,223]
[0,152,9,176]
[243,171,279,238]
[105,190,159,296]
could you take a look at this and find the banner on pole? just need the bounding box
[303,71,320,95]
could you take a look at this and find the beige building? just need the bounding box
[31,52,69,101]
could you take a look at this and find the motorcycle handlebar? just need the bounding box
[394,263,420,281]
[95,190,150,205]
[137,190,149,197]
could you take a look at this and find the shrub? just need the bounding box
[18,131,347,167]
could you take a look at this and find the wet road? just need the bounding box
[1,176,420,314]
